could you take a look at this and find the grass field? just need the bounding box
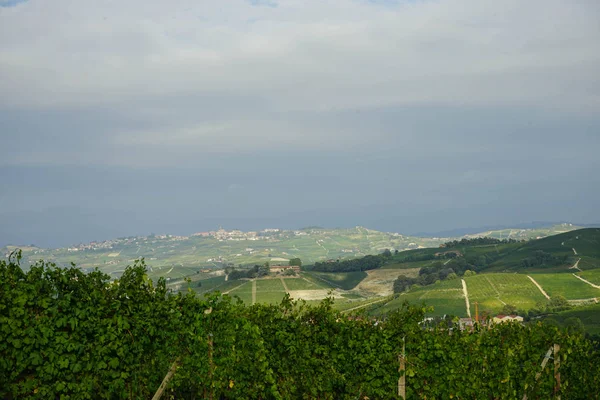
[284,276,326,291]
[255,279,286,304]
[305,271,367,290]
[374,279,466,317]
[529,273,600,300]
[577,269,600,286]
[257,291,287,304]
[227,280,253,304]
[464,273,546,313]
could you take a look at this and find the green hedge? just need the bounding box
[1,253,599,399]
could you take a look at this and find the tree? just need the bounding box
[501,304,517,315]
[289,258,302,267]
[382,249,392,257]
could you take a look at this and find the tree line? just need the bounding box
[310,250,392,273]
[441,237,521,248]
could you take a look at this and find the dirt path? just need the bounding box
[341,297,389,313]
[484,276,506,304]
[252,280,257,305]
[280,277,290,292]
[568,297,599,305]
[572,274,600,289]
[569,258,582,272]
[222,281,247,294]
[461,279,471,318]
[527,276,550,300]
[573,248,578,255]
[316,240,329,256]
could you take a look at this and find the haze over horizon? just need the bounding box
[1,0,599,248]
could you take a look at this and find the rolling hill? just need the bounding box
[2,223,584,281]
[4,224,599,331]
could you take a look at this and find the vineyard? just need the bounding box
[1,255,600,399]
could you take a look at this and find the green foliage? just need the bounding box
[2,254,600,399]
[311,253,388,273]
[288,258,302,267]
[521,250,569,268]
[443,237,521,248]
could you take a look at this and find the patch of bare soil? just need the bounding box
[288,290,342,301]
[356,268,420,296]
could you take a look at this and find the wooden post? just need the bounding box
[208,333,214,400]
[398,336,406,399]
[522,347,553,400]
[152,357,181,400]
[554,344,560,399]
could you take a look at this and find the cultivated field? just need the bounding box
[464,273,546,312]
[356,268,419,296]
[304,271,367,290]
[375,279,466,317]
[578,269,600,286]
[284,277,327,291]
[529,273,600,300]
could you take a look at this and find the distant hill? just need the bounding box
[4,224,599,333]
[2,223,587,280]
[413,221,589,238]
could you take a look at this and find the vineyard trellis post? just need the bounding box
[554,344,560,400]
[151,357,181,400]
[522,344,560,400]
[398,336,406,399]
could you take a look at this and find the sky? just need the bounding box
[1,0,599,248]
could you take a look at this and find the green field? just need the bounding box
[254,279,286,304]
[464,273,546,313]
[374,279,466,317]
[578,269,600,286]
[256,279,285,292]
[284,276,327,291]
[227,280,253,304]
[305,271,367,290]
[529,273,600,300]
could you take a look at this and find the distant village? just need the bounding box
[59,228,314,253]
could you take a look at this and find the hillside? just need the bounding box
[2,223,583,282]
[4,225,598,326]
[365,228,600,335]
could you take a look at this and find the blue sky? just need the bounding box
[0,0,599,247]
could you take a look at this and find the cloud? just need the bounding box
[0,0,598,246]
[1,0,598,113]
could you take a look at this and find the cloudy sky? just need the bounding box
[1,0,599,247]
